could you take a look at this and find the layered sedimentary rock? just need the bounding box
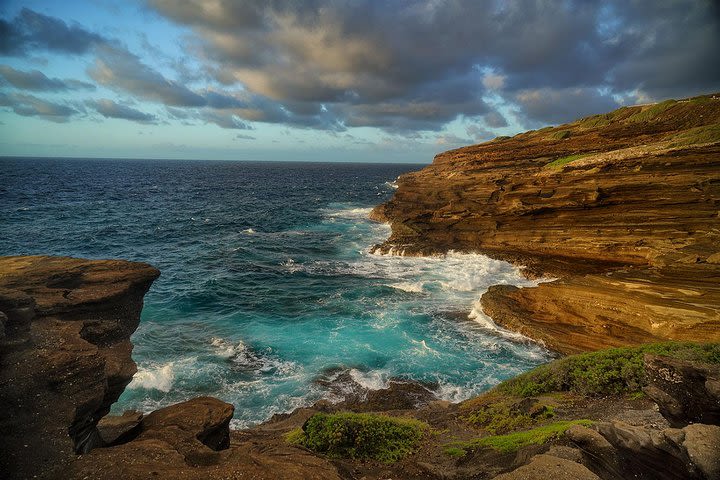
[372,94,720,352]
[0,256,159,479]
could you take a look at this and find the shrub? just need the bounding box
[445,420,593,456]
[496,342,720,398]
[551,130,571,140]
[286,412,427,463]
[463,396,555,433]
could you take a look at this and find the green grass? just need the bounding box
[625,99,676,123]
[545,153,589,169]
[286,412,428,463]
[463,397,555,434]
[496,342,720,398]
[669,123,720,147]
[445,420,593,456]
[551,130,571,140]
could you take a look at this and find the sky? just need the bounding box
[1,1,719,163]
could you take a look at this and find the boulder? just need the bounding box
[643,354,720,427]
[492,454,601,480]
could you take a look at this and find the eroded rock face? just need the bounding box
[643,355,720,427]
[0,256,159,479]
[372,94,720,352]
[567,421,720,480]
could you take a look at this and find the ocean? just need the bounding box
[0,157,549,427]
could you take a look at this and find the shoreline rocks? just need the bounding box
[0,256,159,479]
[371,93,720,352]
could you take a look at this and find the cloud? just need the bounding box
[87,98,157,123]
[2,3,719,134]
[88,44,207,107]
[201,111,253,130]
[483,111,508,128]
[482,73,506,90]
[514,87,619,125]
[436,134,473,147]
[0,65,95,91]
[0,92,77,122]
[0,8,104,56]
[466,124,495,142]
[235,133,256,140]
[147,0,720,132]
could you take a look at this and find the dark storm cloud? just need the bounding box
[0,65,95,91]
[0,8,104,56]
[87,98,157,123]
[0,91,77,122]
[514,88,620,125]
[147,0,720,130]
[3,2,719,133]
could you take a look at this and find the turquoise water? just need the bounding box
[1,158,549,427]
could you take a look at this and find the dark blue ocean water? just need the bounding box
[0,157,548,426]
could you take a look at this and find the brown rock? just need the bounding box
[0,256,159,479]
[491,454,601,480]
[97,410,143,446]
[682,424,720,480]
[643,355,720,427]
[140,397,234,454]
[373,93,720,352]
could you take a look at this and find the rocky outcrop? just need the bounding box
[68,396,343,480]
[0,255,345,480]
[565,421,720,480]
[0,256,159,479]
[372,93,720,352]
[643,355,720,427]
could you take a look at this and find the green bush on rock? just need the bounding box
[496,342,720,397]
[445,420,594,456]
[286,412,428,463]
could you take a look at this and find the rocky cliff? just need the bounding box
[0,256,159,478]
[371,93,720,353]
[2,258,719,479]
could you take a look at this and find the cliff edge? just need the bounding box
[372,93,720,353]
[0,256,159,478]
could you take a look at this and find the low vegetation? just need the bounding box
[463,395,555,434]
[445,420,593,456]
[550,130,571,140]
[495,342,720,398]
[669,123,720,147]
[545,153,589,169]
[286,412,428,463]
[625,99,677,123]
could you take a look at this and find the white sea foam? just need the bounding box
[348,368,391,391]
[388,281,425,293]
[242,228,255,234]
[212,336,300,376]
[468,302,533,342]
[324,206,373,220]
[128,362,176,392]
[384,180,399,189]
[210,337,241,358]
[409,339,440,357]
